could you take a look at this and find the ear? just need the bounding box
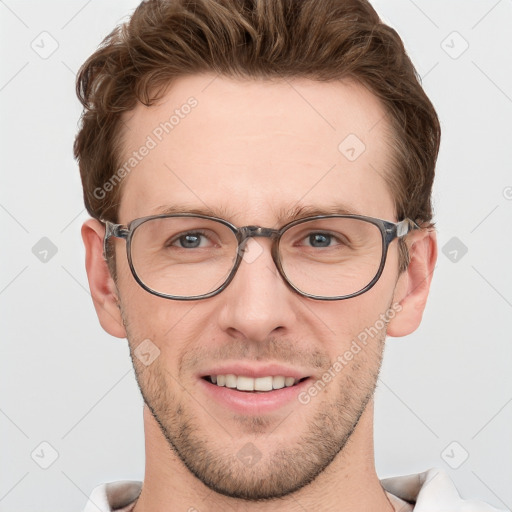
[387,228,437,337]
[81,219,127,339]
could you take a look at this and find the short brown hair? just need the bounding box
[74,0,440,262]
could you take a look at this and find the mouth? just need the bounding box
[202,374,310,392]
[198,364,313,416]
[198,364,314,414]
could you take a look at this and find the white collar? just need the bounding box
[83,468,507,512]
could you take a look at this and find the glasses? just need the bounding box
[103,213,418,301]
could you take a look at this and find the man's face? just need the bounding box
[114,75,402,499]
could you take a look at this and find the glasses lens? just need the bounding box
[279,217,384,298]
[130,216,237,298]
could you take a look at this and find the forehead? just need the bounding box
[118,74,395,225]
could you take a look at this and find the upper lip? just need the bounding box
[199,363,310,380]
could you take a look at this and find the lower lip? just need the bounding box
[199,377,312,415]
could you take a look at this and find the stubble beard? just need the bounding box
[122,311,387,501]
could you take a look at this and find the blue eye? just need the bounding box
[308,233,332,247]
[170,232,210,249]
[178,234,203,248]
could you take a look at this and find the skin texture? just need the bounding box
[82,74,437,511]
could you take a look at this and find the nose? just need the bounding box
[217,238,298,342]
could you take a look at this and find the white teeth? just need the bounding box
[225,374,237,388]
[237,376,254,391]
[273,376,285,389]
[285,377,295,387]
[254,376,273,391]
[208,374,302,391]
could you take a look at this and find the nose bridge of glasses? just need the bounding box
[235,226,282,272]
[237,226,280,244]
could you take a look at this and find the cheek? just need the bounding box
[118,282,216,375]
[307,243,400,341]
[310,290,391,344]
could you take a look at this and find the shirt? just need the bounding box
[82,468,508,512]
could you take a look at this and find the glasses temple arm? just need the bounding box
[396,218,420,238]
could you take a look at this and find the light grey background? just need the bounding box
[1,1,511,511]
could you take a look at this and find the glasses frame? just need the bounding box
[103,213,419,301]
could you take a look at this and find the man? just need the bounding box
[74,0,504,510]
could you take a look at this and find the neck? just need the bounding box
[132,400,394,512]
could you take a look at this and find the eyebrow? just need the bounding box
[278,203,360,221]
[152,203,234,218]
[150,202,361,226]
